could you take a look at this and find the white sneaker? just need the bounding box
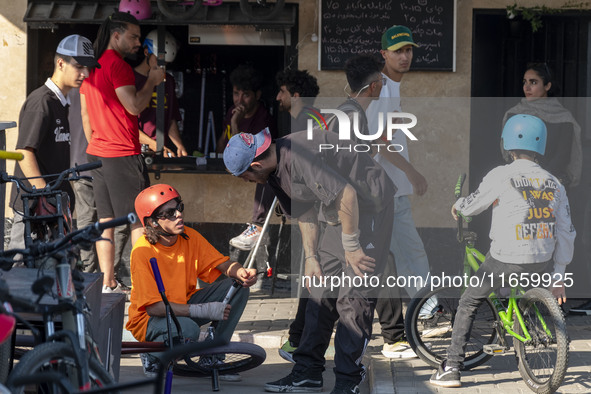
[140,353,159,378]
[102,282,129,294]
[381,340,418,359]
[229,224,261,251]
[102,282,130,301]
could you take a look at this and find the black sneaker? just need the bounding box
[330,380,360,394]
[429,361,461,388]
[265,371,323,392]
[569,300,591,315]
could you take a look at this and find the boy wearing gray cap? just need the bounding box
[8,34,98,251]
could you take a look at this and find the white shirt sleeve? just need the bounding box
[453,167,503,217]
[552,187,576,275]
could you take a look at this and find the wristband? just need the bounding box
[342,230,361,252]
[189,302,225,320]
[305,255,318,261]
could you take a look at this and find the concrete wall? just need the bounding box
[1,0,588,227]
[0,0,27,180]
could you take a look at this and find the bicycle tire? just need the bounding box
[156,0,202,19]
[405,285,498,370]
[6,341,115,393]
[239,0,285,20]
[173,341,266,377]
[0,340,10,384]
[513,288,569,394]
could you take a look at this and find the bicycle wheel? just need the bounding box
[173,342,266,377]
[514,288,569,394]
[6,341,115,393]
[239,0,285,20]
[405,285,498,370]
[156,0,202,19]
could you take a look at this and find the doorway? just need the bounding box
[470,9,591,297]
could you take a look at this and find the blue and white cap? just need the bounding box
[223,128,272,176]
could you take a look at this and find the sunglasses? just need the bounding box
[155,201,184,221]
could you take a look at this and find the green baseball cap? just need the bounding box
[381,25,418,51]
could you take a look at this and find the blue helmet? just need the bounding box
[502,114,547,156]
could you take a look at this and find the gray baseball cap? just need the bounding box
[56,34,101,69]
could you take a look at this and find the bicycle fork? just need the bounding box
[47,262,95,390]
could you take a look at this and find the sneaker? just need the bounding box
[197,355,242,382]
[229,224,261,251]
[381,340,418,359]
[330,380,360,394]
[140,353,159,378]
[115,279,131,292]
[429,361,461,388]
[102,283,125,293]
[265,371,323,392]
[279,340,297,363]
[569,300,591,315]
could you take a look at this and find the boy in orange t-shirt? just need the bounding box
[126,184,257,378]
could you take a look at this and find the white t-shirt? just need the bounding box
[454,159,576,275]
[366,73,413,197]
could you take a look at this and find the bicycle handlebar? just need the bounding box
[454,173,466,199]
[0,161,102,195]
[0,151,24,161]
[150,257,166,294]
[0,213,137,269]
[455,173,475,243]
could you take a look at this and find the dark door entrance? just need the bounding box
[470,9,591,297]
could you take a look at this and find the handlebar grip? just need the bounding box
[0,151,24,161]
[454,173,466,198]
[149,258,166,294]
[222,280,242,304]
[94,213,137,232]
[74,161,102,173]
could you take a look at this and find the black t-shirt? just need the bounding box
[269,130,395,219]
[10,84,74,212]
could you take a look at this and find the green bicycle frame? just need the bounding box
[463,243,553,343]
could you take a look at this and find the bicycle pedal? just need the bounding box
[483,344,509,355]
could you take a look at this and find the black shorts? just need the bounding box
[87,154,149,219]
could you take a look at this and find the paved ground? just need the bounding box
[116,289,591,393]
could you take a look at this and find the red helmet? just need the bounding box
[135,184,180,226]
[119,0,152,20]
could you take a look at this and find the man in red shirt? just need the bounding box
[80,11,165,293]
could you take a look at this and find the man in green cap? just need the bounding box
[367,25,431,359]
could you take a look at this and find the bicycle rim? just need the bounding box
[514,288,569,394]
[173,342,266,377]
[156,0,202,19]
[405,286,498,370]
[6,341,115,393]
[239,0,285,20]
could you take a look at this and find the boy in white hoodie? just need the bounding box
[430,114,576,388]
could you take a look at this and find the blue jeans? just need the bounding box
[446,254,551,369]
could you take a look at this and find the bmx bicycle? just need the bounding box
[404,174,569,393]
[0,214,137,393]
